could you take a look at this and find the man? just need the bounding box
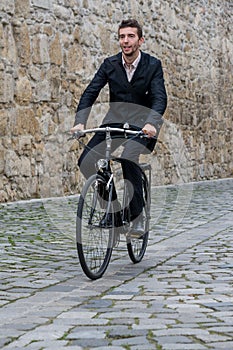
[71,19,167,234]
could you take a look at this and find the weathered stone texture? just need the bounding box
[0,0,232,202]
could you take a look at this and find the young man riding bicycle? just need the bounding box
[71,18,167,235]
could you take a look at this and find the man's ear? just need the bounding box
[139,37,145,46]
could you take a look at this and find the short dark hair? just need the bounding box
[118,19,143,39]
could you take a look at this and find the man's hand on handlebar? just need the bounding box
[68,123,85,140]
[70,123,85,134]
[142,123,157,138]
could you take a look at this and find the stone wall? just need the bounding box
[0,0,232,202]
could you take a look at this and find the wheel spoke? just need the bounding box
[76,175,114,279]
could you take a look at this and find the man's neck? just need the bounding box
[122,50,140,65]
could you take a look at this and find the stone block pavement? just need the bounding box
[0,178,232,350]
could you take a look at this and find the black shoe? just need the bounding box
[99,213,113,228]
[128,214,144,238]
[99,211,123,228]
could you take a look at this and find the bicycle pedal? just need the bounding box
[126,231,144,239]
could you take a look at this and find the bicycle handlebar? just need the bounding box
[69,126,155,140]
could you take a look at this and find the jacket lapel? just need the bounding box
[130,52,146,84]
[111,53,128,84]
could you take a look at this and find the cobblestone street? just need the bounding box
[0,178,233,350]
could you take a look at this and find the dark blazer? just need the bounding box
[75,51,167,132]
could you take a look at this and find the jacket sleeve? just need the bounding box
[74,61,108,126]
[145,59,167,132]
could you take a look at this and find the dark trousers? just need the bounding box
[78,126,156,219]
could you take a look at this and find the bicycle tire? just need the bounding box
[127,171,150,263]
[76,174,114,280]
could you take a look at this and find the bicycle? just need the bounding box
[70,125,152,280]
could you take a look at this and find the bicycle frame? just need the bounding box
[72,125,153,279]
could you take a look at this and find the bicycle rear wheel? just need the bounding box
[127,171,150,263]
[76,174,114,280]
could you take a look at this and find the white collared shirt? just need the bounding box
[122,51,141,82]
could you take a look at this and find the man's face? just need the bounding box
[119,27,144,57]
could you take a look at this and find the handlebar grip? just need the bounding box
[139,131,157,140]
[68,130,85,140]
[74,131,83,138]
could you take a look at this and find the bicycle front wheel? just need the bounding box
[76,174,114,280]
